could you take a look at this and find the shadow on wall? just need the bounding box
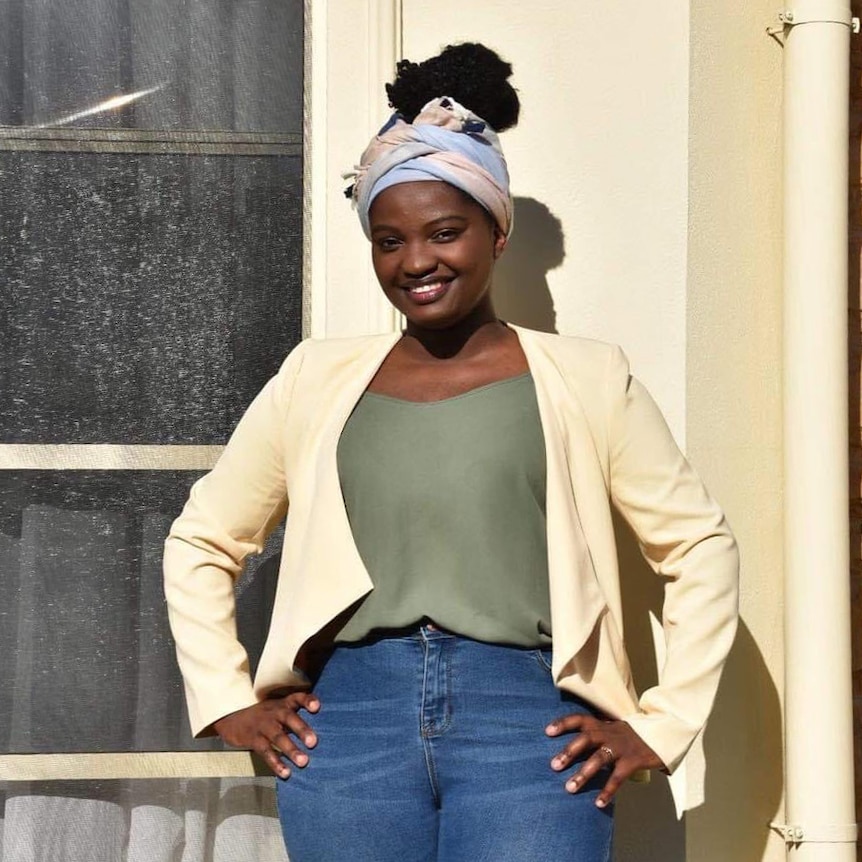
[492,193,784,859]
[494,197,563,333]
[612,513,685,860]
[611,514,783,862]
[687,618,783,859]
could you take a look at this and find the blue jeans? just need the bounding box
[276,627,614,861]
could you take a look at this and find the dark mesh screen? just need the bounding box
[0,151,303,444]
[0,471,283,754]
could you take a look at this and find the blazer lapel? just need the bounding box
[269,333,401,675]
[513,327,610,680]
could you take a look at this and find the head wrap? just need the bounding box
[344,96,513,238]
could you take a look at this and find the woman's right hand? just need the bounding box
[213,692,320,779]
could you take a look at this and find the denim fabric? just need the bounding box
[276,628,614,862]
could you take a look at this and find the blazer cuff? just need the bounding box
[620,713,700,774]
[187,678,258,739]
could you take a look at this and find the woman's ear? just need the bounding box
[493,229,508,259]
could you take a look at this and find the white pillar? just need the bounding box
[782,1,857,859]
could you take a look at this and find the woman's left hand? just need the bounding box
[545,714,665,808]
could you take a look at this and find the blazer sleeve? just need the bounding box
[163,340,308,737]
[605,345,740,772]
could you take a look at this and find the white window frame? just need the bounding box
[306,0,403,339]
[0,0,404,785]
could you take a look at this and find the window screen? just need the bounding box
[0,0,303,762]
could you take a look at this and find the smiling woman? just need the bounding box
[369,182,505,333]
[164,41,739,862]
[363,179,527,402]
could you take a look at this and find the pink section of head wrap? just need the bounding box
[344,97,514,237]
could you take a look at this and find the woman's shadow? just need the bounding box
[494,197,562,333]
[611,515,782,861]
[495,197,783,861]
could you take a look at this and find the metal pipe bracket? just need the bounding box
[769,822,859,846]
[772,0,857,29]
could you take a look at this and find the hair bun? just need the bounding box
[385,42,520,132]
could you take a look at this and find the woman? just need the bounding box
[164,43,739,861]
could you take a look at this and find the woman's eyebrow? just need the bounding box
[370,214,469,234]
[425,214,469,225]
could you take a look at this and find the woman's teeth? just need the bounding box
[408,282,443,294]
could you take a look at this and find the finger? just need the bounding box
[565,748,614,794]
[271,731,310,767]
[287,692,321,713]
[550,733,594,770]
[550,723,607,770]
[595,765,627,809]
[545,713,599,736]
[277,709,318,749]
[254,739,291,780]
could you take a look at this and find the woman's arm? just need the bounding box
[547,345,739,805]
[163,340,309,739]
[604,345,739,767]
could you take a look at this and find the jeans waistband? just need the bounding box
[342,620,457,645]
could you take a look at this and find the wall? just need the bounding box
[307,0,403,339]
[685,2,785,861]
[399,0,689,440]
[400,3,690,860]
[315,1,787,859]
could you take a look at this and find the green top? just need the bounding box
[335,372,552,647]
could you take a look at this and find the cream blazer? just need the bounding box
[164,325,739,781]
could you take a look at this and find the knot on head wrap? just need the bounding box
[344,97,514,238]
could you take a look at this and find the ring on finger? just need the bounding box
[598,745,615,765]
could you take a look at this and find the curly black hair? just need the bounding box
[385,42,519,132]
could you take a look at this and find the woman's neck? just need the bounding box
[401,309,508,361]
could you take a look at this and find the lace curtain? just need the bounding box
[1,1,303,858]
[0,779,287,862]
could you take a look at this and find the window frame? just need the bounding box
[0,0,405,784]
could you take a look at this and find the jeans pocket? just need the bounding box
[532,647,554,674]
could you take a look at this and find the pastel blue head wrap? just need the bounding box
[344,97,513,237]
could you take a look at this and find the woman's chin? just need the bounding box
[393,297,460,330]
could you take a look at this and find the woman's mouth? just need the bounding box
[404,280,451,304]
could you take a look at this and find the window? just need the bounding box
[1,1,304,858]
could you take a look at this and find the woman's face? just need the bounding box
[368,181,506,332]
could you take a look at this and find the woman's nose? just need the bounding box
[402,242,437,277]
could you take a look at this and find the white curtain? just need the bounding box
[1,498,287,860]
[1,778,287,862]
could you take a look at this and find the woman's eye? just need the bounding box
[376,237,401,251]
[433,229,458,242]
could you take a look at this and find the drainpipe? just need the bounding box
[779,1,858,859]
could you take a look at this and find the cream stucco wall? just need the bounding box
[686,2,785,861]
[402,2,690,444]
[400,5,690,860]
[307,0,402,338]
[312,2,786,859]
